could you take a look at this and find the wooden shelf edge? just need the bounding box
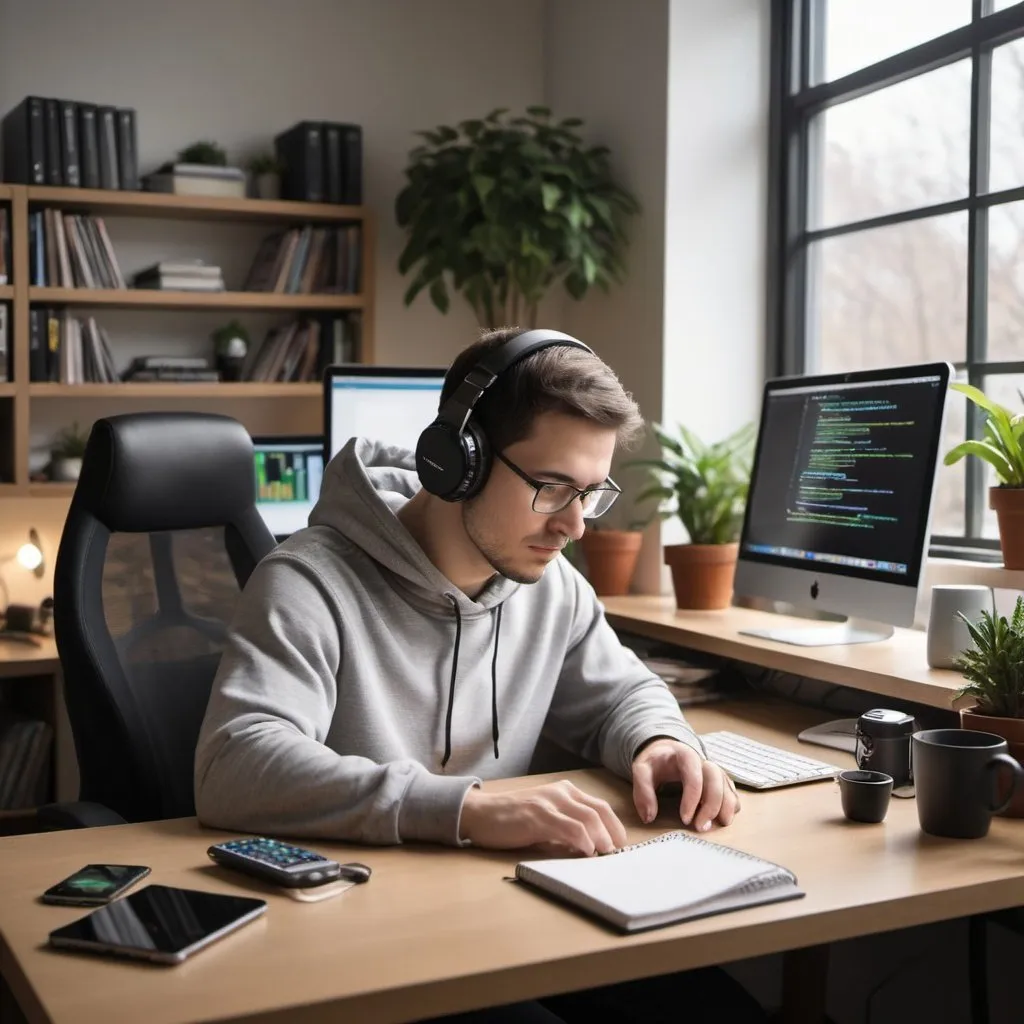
[24,185,365,222]
[29,382,322,398]
[28,484,75,497]
[0,285,13,300]
[0,808,38,821]
[28,287,365,311]
[0,383,16,397]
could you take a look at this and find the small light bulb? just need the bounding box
[15,543,42,572]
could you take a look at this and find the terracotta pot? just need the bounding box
[579,530,642,596]
[990,486,1024,569]
[960,707,1024,818]
[663,542,738,610]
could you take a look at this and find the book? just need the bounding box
[514,830,803,933]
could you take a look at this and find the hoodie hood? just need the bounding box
[308,437,520,616]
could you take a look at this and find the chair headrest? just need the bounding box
[75,412,258,533]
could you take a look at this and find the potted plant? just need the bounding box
[247,153,282,200]
[395,106,639,327]
[178,140,228,166]
[211,319,249,381]
[630,422,754,610]
[49,422,90,482]
[943,382,1024,568]
[954,595,1024,817]
[578,522,644,597]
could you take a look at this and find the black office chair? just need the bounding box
[41,412,276,829]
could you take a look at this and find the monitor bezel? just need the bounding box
[736,360,953,594]
[251,434,326,542]
[322,364,447,463]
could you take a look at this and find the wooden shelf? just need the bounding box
[29,287,364,312]
[0,383,15,397]
[25,186,365,223]
[27,483,75,497]
[29,382,321,398]
[0,285,12,301]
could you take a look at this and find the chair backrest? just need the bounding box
[54,412,277,822]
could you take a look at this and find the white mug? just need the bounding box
[926,584,995,669]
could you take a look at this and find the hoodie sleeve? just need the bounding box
[542,565,706,781]
[194,554,479,846]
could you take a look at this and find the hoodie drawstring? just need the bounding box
[440,596,502,769]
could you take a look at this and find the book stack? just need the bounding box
[243,312,360,382]
[0,305,8,384]
[143,163,246,198]
[243,225,360,294]
[0,208,9,283]
[0,713,53,810]
[133,261,225,291]
[29,209,126,288]
[28,309,117,383]
[122,355,219,382]
[1,95,138,190]
[274,121,362,204]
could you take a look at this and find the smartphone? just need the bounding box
[41,864,151,906]
[207,837,371,888]
[48,884,267,965]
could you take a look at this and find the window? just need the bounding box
[770,0,1024,555]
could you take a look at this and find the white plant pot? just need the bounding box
[50,457,82,482]
[255,173,280,200]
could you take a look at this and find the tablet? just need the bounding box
[48,884,267,965]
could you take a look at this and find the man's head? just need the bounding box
[442,327,644,585]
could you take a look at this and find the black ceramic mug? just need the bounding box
[912,729,1024,839]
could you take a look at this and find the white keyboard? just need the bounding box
[701,731,842,790]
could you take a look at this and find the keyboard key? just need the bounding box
[701,731,841,790]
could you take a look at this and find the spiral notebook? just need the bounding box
[514,831,803,933]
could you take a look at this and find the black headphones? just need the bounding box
[415,329,594,502]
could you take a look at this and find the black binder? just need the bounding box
[1,96,46,184]
[116,108,138,191]
[44,99,63,186]
[97,107,120,190]
[59,100,80,187]
[77,104,100,189]
[274,121,324,202]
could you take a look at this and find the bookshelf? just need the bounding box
[0,184,376,494]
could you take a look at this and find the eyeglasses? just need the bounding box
[495,451,621,519]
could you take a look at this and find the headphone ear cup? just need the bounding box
[416,421,469,500]
[459,419,492,500]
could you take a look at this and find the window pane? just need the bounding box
[980,374,1024,540]
[933,369,968,537]
[812,60,971,229]
[809,214,968,373]
[987,202,1024,360]
[818,0,970,83]
[989,38,1024,193]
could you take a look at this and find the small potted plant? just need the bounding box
[577,503,644,597]
[247,153,282,200]
[629,421,754,610]
[954,595,1024,817]
[211,319,249,381]
[943,382,1024,568]
[49,422,90,482]
[178,140,228,166]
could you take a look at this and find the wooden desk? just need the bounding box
[603,596,961,710]
[3,700,1024,1024]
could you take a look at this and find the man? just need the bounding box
[195,328,759,1022]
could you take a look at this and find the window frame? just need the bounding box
[768,0,1024,557]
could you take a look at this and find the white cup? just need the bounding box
[926,584,995,669]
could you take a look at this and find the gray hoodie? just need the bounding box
[194,438,704,846]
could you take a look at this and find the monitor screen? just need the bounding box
[325,367,446,460]
[252,436,325,540]
[734,362,952,631]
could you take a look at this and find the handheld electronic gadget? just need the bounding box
[207,837,371,888]
[41,864,151,906]
[47,884,267,965]
[415,329,594,502]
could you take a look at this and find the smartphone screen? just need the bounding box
[42,865,151,905]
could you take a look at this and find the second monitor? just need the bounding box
[733,361,953,646]
[325,366,446,461]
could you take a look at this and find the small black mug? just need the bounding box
[912,729,1024,839]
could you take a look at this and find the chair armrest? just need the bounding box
[36,801,128,830]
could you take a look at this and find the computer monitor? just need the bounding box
[252,435,325,541]
[733,361,953,647]
[324,366,446,460]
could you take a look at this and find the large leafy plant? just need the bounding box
[944,382,1024,487]
[954,596,1024,718]
[629,423,755,545]
[395,107,639,327]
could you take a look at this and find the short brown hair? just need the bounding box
[440,327,645,452]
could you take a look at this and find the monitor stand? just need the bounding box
[739,617,896,647]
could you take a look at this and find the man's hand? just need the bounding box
[459,780,629,856]
[632,738,740,832]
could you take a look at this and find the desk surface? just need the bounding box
[0,636,59,679]
[3,699,1024,1024]
[602,597,961,710]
